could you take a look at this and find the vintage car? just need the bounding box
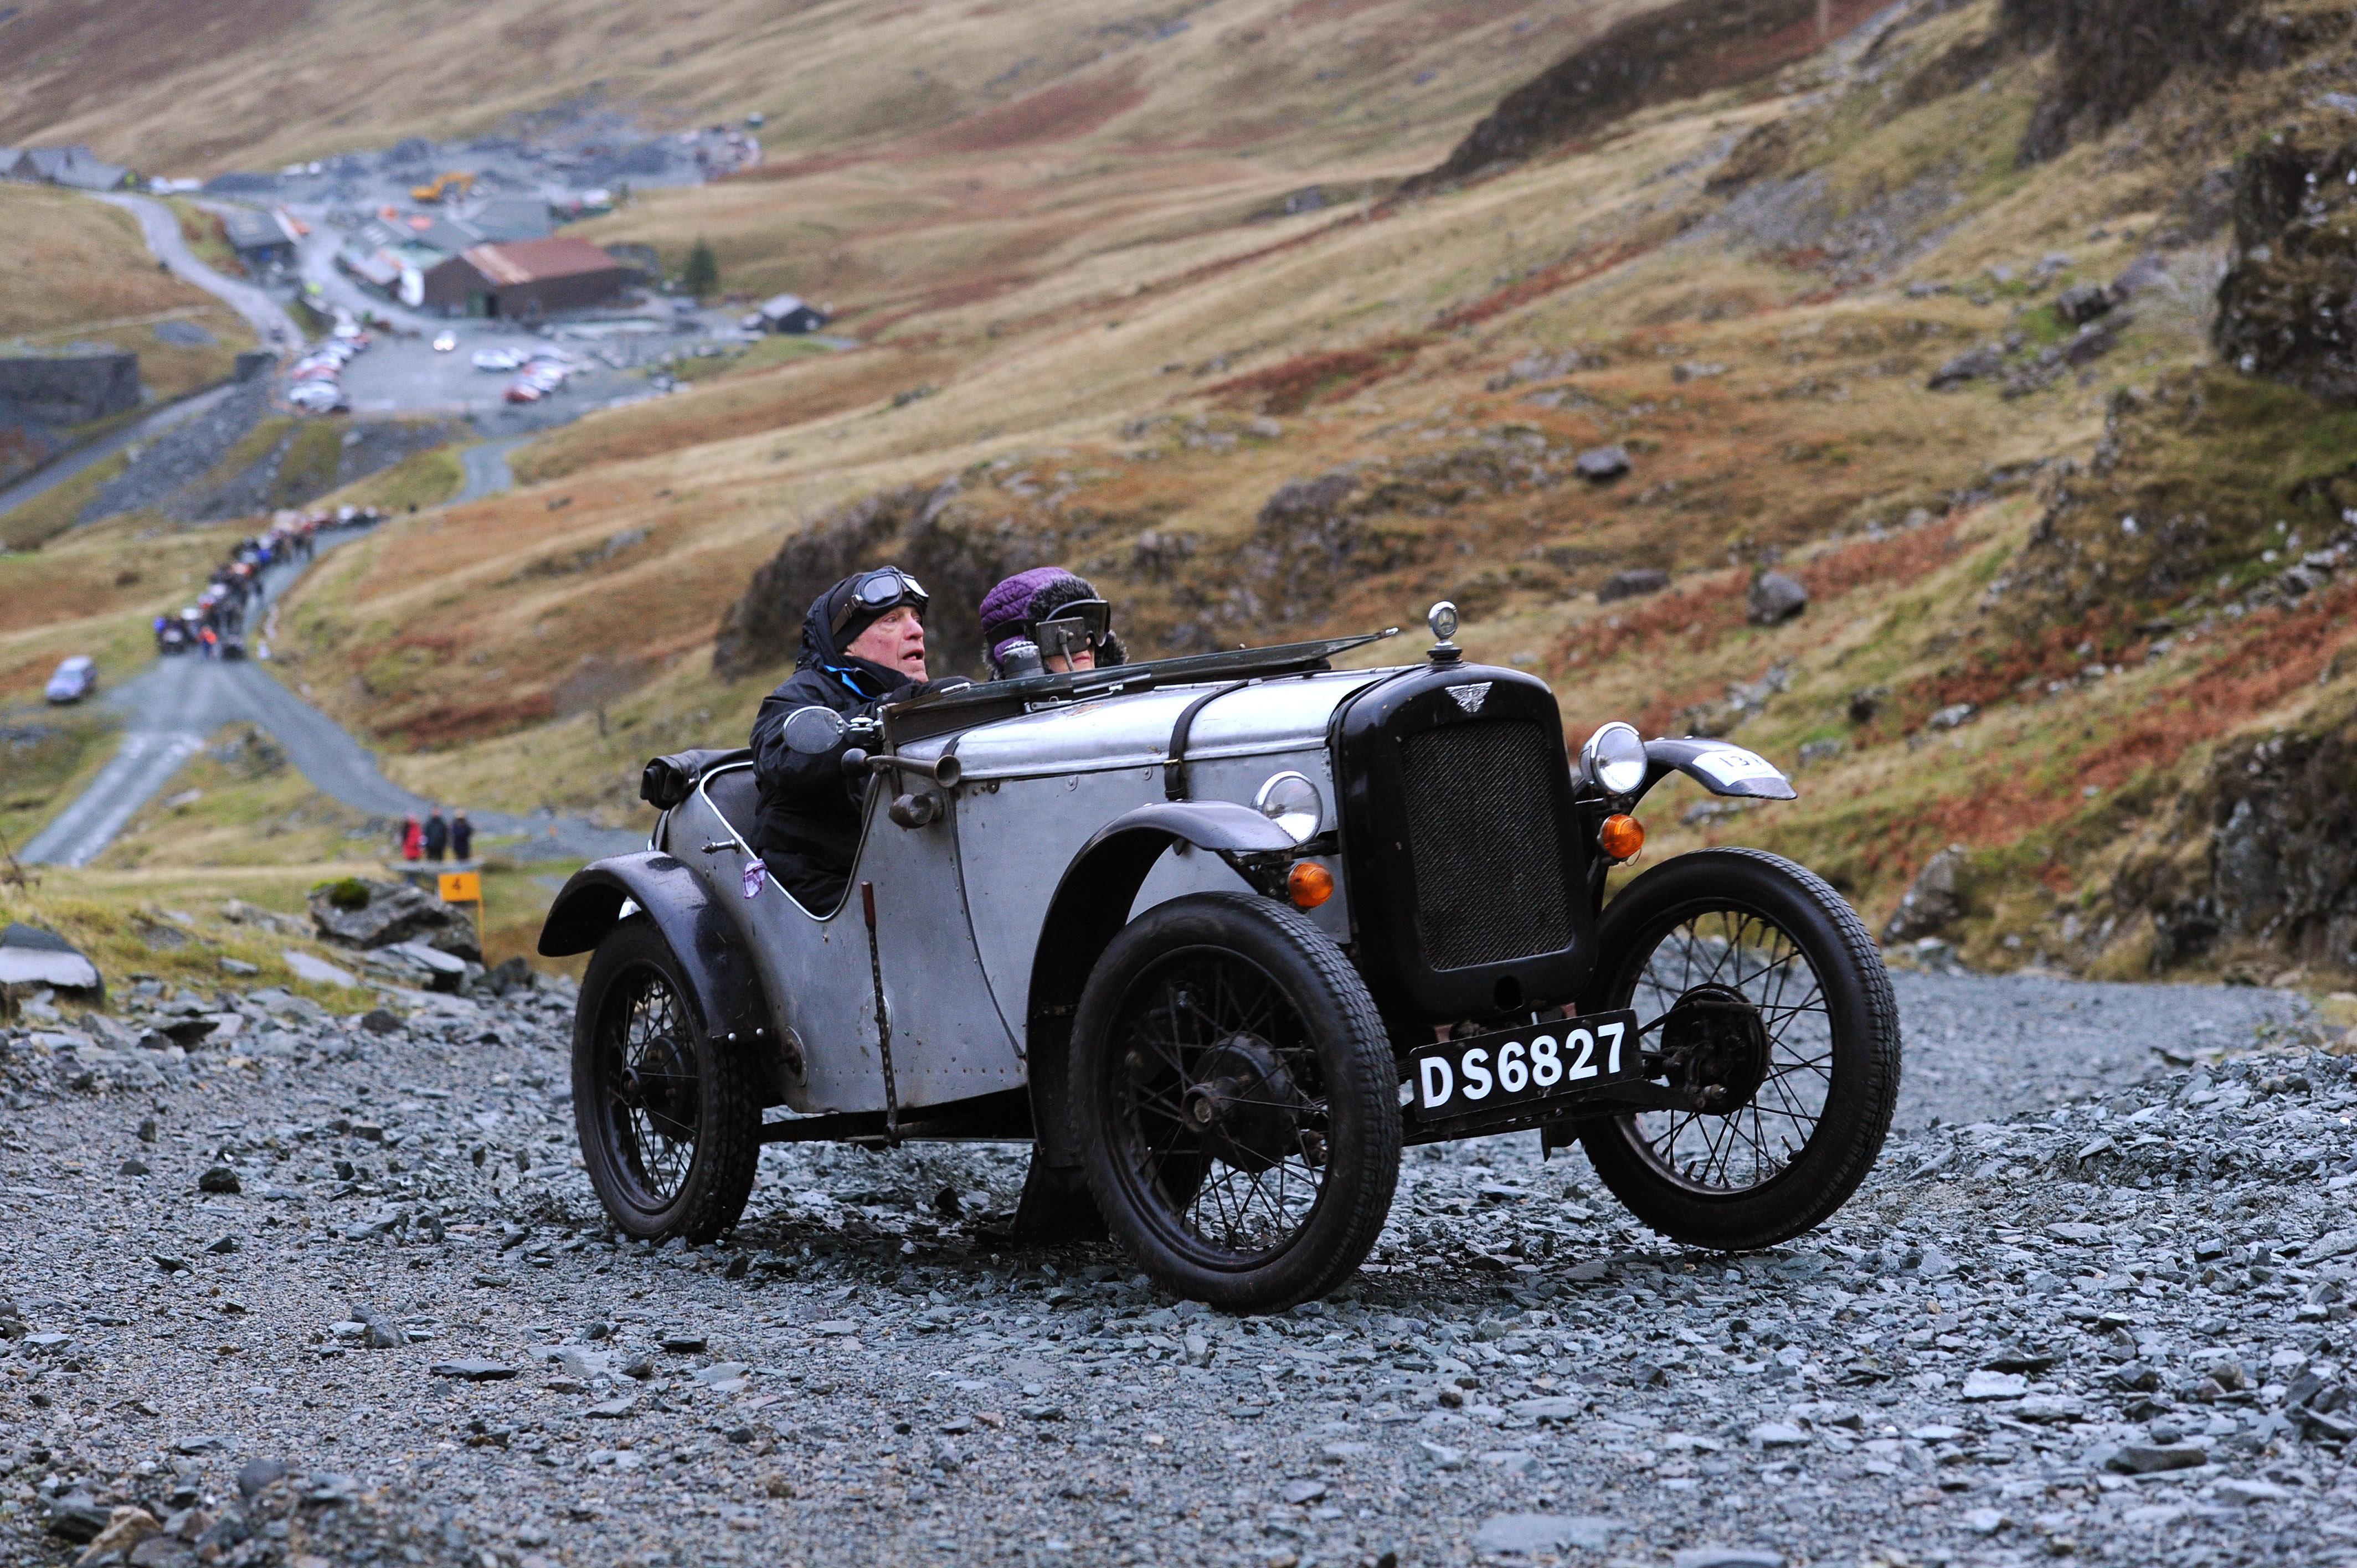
[540,605,1899,1312]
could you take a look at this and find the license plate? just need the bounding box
[1407,1010,1642,1132]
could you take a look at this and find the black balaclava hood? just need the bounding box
[796,575,911,701]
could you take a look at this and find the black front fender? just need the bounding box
[1637,737,1797,804]
[539,853,781,1097]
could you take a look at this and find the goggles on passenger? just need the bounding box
[831,566,929,636]
[1030,599,1111,662]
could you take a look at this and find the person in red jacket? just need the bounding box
[400,814,424,862]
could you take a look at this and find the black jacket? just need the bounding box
[423,816,449,854]
[749,599,914,913]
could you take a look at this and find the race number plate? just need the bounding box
[1407,1010,1643,1137]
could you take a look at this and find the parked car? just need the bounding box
[503,380,544,403]
[541,605,1900,1311]
[433,332,458,352]
[44,656,97,704]
[473,348,523,372]
[288,382,349,414]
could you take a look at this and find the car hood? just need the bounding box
[925,666,1409,779]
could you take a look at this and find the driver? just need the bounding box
[749,566,930,910]
[978,568,1128,678]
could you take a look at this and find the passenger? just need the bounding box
[748,566,933,911]
[977,568,1128,678]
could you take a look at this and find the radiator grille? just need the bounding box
[1401,719,1575,971]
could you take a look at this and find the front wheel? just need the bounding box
[573,915,761,1242]
[1072,893,1402,1313]
[1573,848,1900,1251]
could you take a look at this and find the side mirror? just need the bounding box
[780,705,848,755]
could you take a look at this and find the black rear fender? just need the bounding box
[539,853,788,1104]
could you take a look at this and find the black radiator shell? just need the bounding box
[1331,661,1597,1021]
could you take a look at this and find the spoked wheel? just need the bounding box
[1073,893,1401,1313]
[573,915,760,1242]
[1574,848,1899,1250]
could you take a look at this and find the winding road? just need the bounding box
[20,525,639,868]
[93,192,303,348]
[0,192,298,527]
[13,194,638,868]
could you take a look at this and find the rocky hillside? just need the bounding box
[11,0,2353,988]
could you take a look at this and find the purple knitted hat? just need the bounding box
[980,567,1082,666]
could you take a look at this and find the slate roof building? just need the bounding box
[49,148,128,191]
[220,207,299,266]
[469,196,552,242]
[419,237,632,318]
[750,292,829,334]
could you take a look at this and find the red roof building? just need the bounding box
[420,237,636,318]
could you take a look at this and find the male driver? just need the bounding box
[748,567,930,911]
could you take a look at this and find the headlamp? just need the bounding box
[1581,721,1649,797]
[1254,771,1324,844]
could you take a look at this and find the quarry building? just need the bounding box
[419,237,634,318]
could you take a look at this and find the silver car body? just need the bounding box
[635,659,1791,1124]
[658,668,1368,1117]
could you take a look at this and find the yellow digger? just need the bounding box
[410,171,476,204]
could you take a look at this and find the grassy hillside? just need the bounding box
[0,0,1661,176]
[0,182,255,401]
[11,0,2357,989]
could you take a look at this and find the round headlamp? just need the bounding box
[1581,721,1648,797]
[1254,771,1324,844]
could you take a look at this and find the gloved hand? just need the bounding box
[882,675,975,705]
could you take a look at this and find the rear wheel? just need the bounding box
[1573,849,1899,1250]
[1072,893,1401,1313]
[572,915,760,1242]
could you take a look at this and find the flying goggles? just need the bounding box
[831,566,929,636]
[1028,599,1112,663]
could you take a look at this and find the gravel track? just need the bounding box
[0,969,2343,1568]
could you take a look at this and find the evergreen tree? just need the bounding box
[681,238,719,299]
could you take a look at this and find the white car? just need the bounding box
[472,348,523,372]
[287,382,348,413]
[433,332,458,352]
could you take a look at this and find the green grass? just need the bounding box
[270,422,346,510]
[325,444,465,513]
[0,450,132,550]
[667,334,833,384]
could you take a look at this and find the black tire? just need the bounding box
[572,915,761,1243]
[1071,892,1402,1313]
[1574,848,1899,1251]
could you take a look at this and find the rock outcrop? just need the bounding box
[307,879,481,963]
[2215,133,2357,405]
[1402,0,1892,195]
[709,479,1035,682]
[2120,707,2357,972]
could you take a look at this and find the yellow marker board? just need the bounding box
[439,871,481,902]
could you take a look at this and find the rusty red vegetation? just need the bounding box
[1555,570,1747,670]
[2077,581,2357,790]
[388,693,556,749]
[1907,606,2133,723]
[1794,517,1964,602]
[1431,239,1656,332]
[919,63,1149,154]
[1207,336,1425,415]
